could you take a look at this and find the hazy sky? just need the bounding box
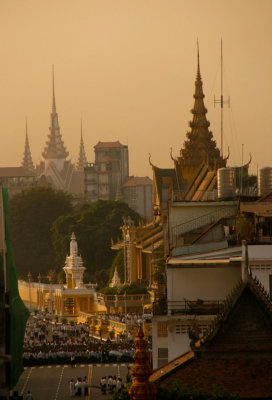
[1,0,271,178]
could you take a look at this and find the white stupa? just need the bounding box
[109,266,121,288]
[63,232,86,289]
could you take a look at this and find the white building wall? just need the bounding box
[167,266,241,302]
[168,328,190,362]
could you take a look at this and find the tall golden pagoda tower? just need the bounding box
[42,65,69,166]
[177,45,222,183]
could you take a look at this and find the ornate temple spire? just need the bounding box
[76,120,88,171]
[42,66,69,160]
[179,44,221,174]
[22,118,35,172]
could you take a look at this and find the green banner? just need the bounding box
[3,188,30,389]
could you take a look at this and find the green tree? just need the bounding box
[8,187,73,279]
[51,200,141,278]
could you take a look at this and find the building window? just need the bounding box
[175,324,189,334]
[157,322,168,338]
[158,347,168,368]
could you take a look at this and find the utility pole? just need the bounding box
[214,39,230,164]
[241,144,244,194]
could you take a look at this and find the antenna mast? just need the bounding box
[214,39,230,164]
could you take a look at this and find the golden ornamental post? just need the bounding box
[129,325,156,400]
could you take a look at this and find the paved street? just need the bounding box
[14,363,133,400]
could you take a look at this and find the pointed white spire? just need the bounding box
[21,117,35,172]
[52,65,56,113]
[76,119,88,171]
[42,66,69,160]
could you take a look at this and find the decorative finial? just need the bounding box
[80,118,83,140]
[71,232,76,241]
[148,153,154,167]
[170,147,175,161]
[25,116,28,138]
[76,121,88,171]
[196,39,201,80]
[52,64,56,112]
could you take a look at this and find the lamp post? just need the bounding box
[38,273,42,313]
[59,279,64,317]
[27,272,32,313]
[47,275,53,315]
[124,290,128,337]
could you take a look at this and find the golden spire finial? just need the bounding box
[148,153,154,168]
[52,64,56,112]
[196,38,201,80]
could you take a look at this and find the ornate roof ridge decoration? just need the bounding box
[192,273,272,350]
[179,44,221,171]
[42,65,69,160]
[22,117,35,172]
[129,326,156,400]
[76,120,88,171]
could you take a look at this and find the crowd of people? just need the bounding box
[100,376,124,395]
[23,314,136,366]
[98,313,147,325]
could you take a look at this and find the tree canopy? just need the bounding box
[51,200,141,280]
[8,187,73,279]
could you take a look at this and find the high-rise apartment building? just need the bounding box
[84,141,129,201]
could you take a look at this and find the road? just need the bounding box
[14,363,133,400]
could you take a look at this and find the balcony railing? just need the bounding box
[153,299,224,316]
[171,206,236,247]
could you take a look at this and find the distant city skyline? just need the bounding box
[0,0,271,178]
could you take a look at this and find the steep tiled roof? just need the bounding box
[151,275,272,398]
[153,167,178,203]
[193,275,272,351]
[152,357,272,398]
[0,167,36,177]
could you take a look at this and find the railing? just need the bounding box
[97,293,150,303]
[171,206,237,247]
[153,299,224,316]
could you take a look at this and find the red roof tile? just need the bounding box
[94,141,124,149]
[154,357,272,398]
